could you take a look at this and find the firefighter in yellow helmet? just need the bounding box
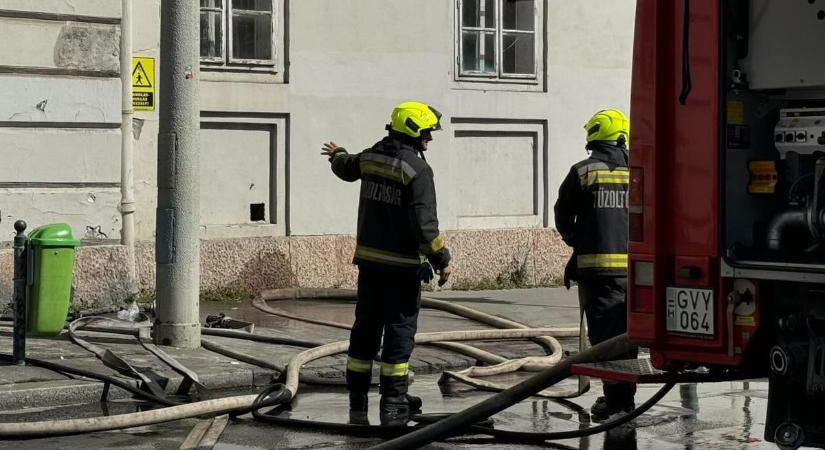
[321,101,452,426]
[554,109,637,421]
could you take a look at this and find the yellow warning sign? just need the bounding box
[132,57,155,111]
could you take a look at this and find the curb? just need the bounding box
[0,367,279,411]
[0,355,478,411]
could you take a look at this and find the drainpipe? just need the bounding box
[120,0,138,295]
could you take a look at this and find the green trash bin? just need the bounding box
[25,224,80,337]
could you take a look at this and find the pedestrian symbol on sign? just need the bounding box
[132,62,153,88]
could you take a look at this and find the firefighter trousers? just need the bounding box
[346,265,420,397]
[578,275,638,406]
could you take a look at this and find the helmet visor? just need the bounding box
[428,106,443,131]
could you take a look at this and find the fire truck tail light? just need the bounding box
[629,167,644,241]
[634,261,654,286]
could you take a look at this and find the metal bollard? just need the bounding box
[13,220,27,365]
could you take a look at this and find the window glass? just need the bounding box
[232,13,273,60]
[232,0,272,12]
[462,31,496,74]
[459,0,537,79]
[463,0,495,28]
[200,10,223,58]
[502,32,534,74]
[201,0,275,64]
[502,0,534,31]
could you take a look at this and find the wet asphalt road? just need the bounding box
[0,374,808,450]
[0,291,812,449]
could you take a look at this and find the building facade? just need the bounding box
[0,0,636,309]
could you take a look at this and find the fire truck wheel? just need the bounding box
[774,422,805,450]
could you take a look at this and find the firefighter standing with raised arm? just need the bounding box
[554,109,637,421]
[321,101,452,426]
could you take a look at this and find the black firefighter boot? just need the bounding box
[406,393,422,412]
[347,368,371,424]
[350,391,368,412]
[379,392,422,426]
[403,373,422,412]
[591,382,636,422]
[379,395,411,427]
[349,392,369,425]
[379,375,418,426]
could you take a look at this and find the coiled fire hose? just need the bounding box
[252,288,589,398]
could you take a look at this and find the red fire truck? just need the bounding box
[624,0,825,448]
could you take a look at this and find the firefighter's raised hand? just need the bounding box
[437,265,452,287]
[321,141,342,157]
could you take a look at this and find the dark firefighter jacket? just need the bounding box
[554,142,629,283]
[329,135,451,272]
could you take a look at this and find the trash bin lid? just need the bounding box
[28,223,81,248]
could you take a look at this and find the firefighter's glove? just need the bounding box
[437,265,452,287]
[327,148,346,162]
[423,248,452,286]
[426,248,452,272]
[321,141,346,161]
[417,261,435,284]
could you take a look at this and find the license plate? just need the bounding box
[666,287,714,337]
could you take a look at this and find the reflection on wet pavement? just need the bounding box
[0,374,789,449]
[260,375,778,449]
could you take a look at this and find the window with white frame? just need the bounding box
[458,0,537,80]
[200,0,275,67]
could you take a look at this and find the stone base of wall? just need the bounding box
[0,229,570,311]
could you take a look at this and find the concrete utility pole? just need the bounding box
[155,0,201,348]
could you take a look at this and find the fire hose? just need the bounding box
[66,286,585,392]
[0,327,587,438]
[0,288,663,446]
[252,288,589,398]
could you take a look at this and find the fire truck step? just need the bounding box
[571,358,747,384]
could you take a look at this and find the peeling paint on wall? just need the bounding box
[0,76,121,124]
[133,118,145,140]
[0,188,121,242]
[85,225,109,240]
[54,23,120,73]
